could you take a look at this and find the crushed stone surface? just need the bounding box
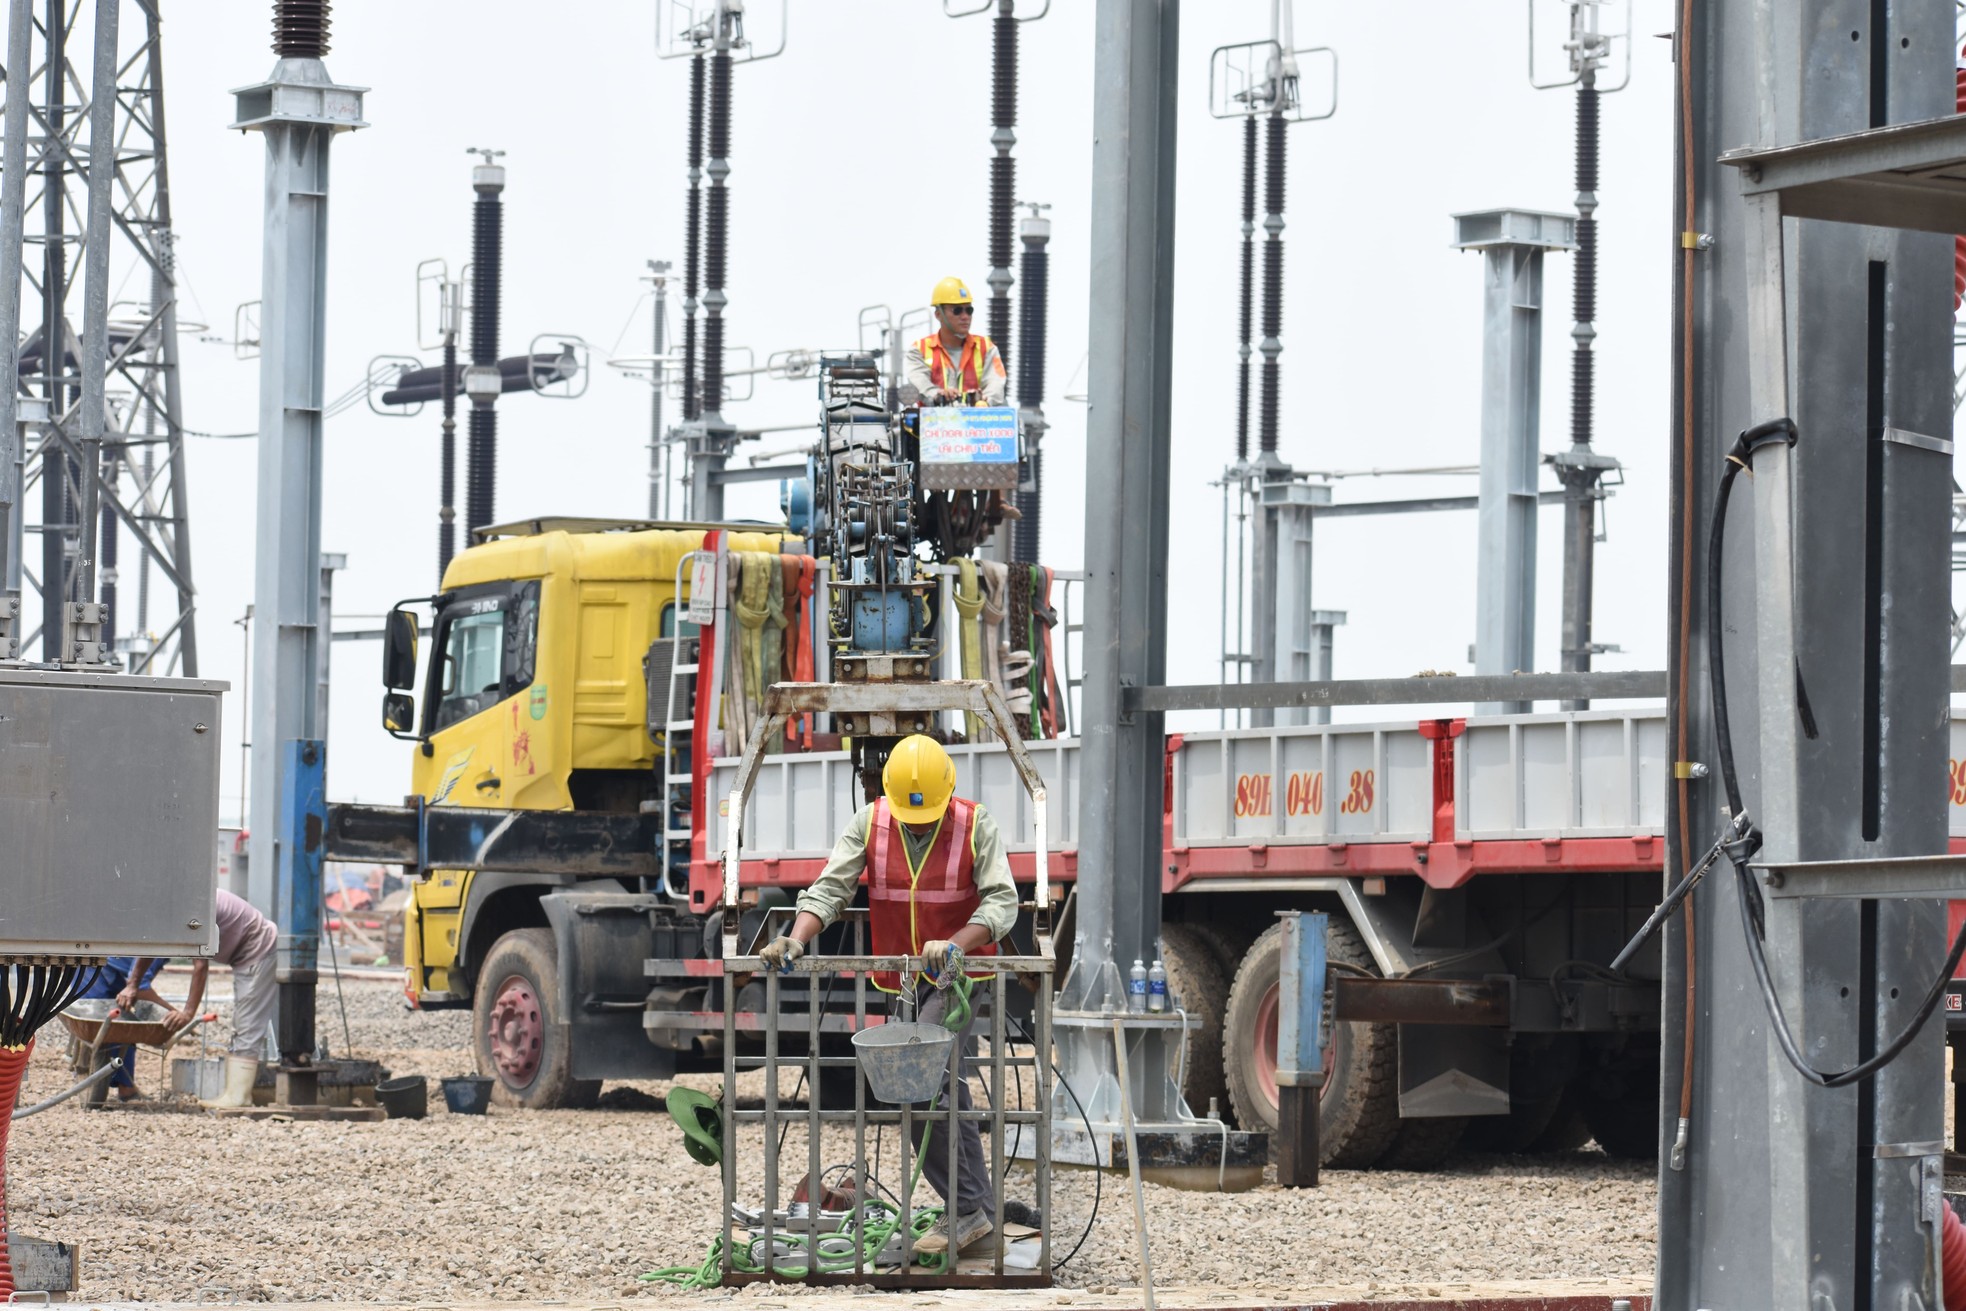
[8,974,1657,1303]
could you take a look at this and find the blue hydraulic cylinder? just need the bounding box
[278,738,327,973]
[1276,910,1328,1090]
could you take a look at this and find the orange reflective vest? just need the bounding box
[864,796,997,991]
[916,333,995,399]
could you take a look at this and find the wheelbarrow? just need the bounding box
[58,999,218,1106]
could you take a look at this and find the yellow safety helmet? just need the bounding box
[884,735,957,824]
[930,276,974,307]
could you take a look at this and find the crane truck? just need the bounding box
[323,351,1837,1171]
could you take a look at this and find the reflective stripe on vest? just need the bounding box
[917,333,990,396]
[865,796,997,992]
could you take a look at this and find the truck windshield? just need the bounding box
[428,581,540,731]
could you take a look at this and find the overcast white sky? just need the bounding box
[88,0,1681,813]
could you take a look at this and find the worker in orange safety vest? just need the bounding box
[759,734,1018,1259]
[903,276,1008,406]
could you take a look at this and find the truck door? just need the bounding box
[410,580,543,989]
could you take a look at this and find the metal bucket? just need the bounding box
[851,1022,953,1105]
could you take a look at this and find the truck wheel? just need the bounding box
[1461,1092,1565,1154]
[1160,924,1228,1119]
[1577,1057,1660,1161]
[473,928,600,1110]
[1581,1091,1659,1161]
[1223,919,1399,1169]
[1378,1115,1467,1171]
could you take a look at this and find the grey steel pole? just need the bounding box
[1069,0,1179,1117]
[1452,210,1574,714]
[237,0,365,1104]
[72,0,118,615]
[0,0,33,659]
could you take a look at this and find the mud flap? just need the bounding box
[541,890,676,1082]
[1398,1024,1510,1118]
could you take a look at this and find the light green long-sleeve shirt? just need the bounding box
[795,802,1019,944]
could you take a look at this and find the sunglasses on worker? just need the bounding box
[941,303,974,315]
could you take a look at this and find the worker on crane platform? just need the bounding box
[904,277,1008,406]
[760,735,1017,1259]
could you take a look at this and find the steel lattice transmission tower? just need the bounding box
[0,0,197,672]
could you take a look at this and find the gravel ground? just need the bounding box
[6,973,1658,1303]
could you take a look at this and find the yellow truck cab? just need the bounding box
[394,518,790,1106]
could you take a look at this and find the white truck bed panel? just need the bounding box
[713,708,1966,860]
[711,737,1079,858]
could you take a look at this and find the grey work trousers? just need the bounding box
[907,981,995,1220]
[228,949,278,1057]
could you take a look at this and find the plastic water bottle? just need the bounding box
[1147,959,1168,1013]
[1127,959,1148,1013]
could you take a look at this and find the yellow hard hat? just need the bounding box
[884,735,956,824]
[930,276,974,307]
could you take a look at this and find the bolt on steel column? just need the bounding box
[234,0,364,1098]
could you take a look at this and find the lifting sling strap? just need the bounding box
[1034,565,1063,740]
[952,559,986,739]
[782,555,817,746]
[980,559,1010,701]
[730,552,773,755]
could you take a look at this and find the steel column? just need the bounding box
[1453,209,1575,714]
[1250,479,1336,727]
[39,0,70,658]
[1658,2,1953,1306]
[1064,0,1195,1135]
[71,0,116,625]
[0,0,30,658]
[235,20,364,1094]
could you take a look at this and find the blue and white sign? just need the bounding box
[920,406,1020,465]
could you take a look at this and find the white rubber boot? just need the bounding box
[202,1055,258,1109]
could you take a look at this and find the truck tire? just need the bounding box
[473,928,601,1110]
[1378,1115,1467,1171]
[1160,923,1229,1119]
[1223,919,1399,1169]
[1581,1092,1659,1161]
[1461,1092,1565,1155]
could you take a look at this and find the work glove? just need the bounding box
[758,936,804,974]
[922,940,963,988]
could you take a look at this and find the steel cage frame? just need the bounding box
[720,907,1054,1289]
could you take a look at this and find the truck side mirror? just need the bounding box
[382,691,417,739]
[382,608,419,690]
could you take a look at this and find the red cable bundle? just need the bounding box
[1955,60,1965,310]
[0,1041,35,1297]
[1943,1200,1966,1310]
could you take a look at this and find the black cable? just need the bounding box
[1005,1011,1099,1269]
[1705,416,1966,1089]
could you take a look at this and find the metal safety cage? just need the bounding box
[524,334,589,399]
[233,301,262,362]
[943,0,1050,20]
[1207,38,1338,123]
[655,0,787,63]
[1526,0,1632,93]
[365,355,425,417]
[720,908,1053,1289]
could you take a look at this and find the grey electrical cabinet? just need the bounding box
[0,668,225,956]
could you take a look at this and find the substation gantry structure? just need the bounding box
[1658,0,1966,1303]
[0,0,199,674]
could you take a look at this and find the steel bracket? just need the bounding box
[1721,112,1966,236]
[1757,854,1966,901]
